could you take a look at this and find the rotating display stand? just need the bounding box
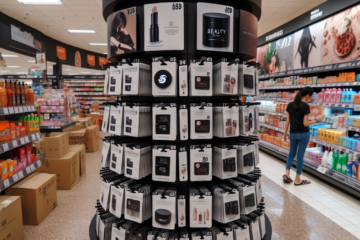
[91,0,272,239]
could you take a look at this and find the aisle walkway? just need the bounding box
[22,133,360,239]
[259,151,360,239]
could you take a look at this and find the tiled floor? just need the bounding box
[21,133,360,239]
[259,151,360,239]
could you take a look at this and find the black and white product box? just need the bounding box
[109,185,125,217]
[101,141,111,168]
[192,230,212,240]
[255,178,262,206]
[178,195,186,227]
[179,105,188,140]
[123,103,152,137]
[108,64,123,95]
[124,143,152,180]
[196,3,234,52]
[238,64,256,96]
[189,59,213,96]
[190,145,212,181]
[179,60,188,96]
[213,145,237,179]
[152,57,178,96]
[211,227,233,240]
[240,185,257,215]
[190,103,213,139]
[110,143,124,174]
[152,187,177,229]
[152,103,177,140]
[147,230,169,240]
[189,187,212,228]
[254,105,260,132]
[124,184,153,223]
[144,2,184,51]
[178,147,188,182]
[232,224,251,240]
[213,104,239,138]
[122,59,152,96]
[213,59,239,95]
[210,184,240,223]
[237,144,256,174]
[102,106,111,132]
[239,106,255,135]
[250,218,261,240]
[152,145,176,182]
[254,141,260,167]
[103,68,110,95]
[109,104,123,136]
[99,181,111,211]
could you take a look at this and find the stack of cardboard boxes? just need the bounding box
[73,117,100,153]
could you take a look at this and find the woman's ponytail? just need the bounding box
[294,87,314,111]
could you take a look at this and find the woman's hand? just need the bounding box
[283,135,287,142]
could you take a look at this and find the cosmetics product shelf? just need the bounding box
[0,105,37,116]
[0,132,42,155]
[259,140,360,198]
[309,138,360,155]
[259,82,360,90]
[0,159,42,192]
[259,111,287,118]
[259,123,287,134]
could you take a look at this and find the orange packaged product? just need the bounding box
[274,138,280,147]
[20,126,27,136]
[274,117,280,128]
[0,81,7,107]
[280,103,285,113]
[0,124,6,142]
[275,103,281,113]
[10,123,16,139]
[269,115,274,126]
[7,159,15,177]
[4,122,10,141]
[0,161,9,180]
[15,126,21,138]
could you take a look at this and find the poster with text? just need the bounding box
[196,2,234,52]
[144,2,184,51]
[107,7,137,58]
[321,4,360,65]
[239,10,257,58]
[293,19,326,69]
[257,34,294,74]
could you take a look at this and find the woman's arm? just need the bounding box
[303,114,317,127]
[284,111,290,141]
[110,36,133,50]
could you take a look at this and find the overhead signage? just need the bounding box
[56,46,66,61]
[310,9,323,20]
[87,54,96,67]
[11,25,42,50]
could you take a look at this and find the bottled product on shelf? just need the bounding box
[0,81,8,107]
[5,80,12,107]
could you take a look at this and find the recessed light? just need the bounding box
[7,66,20,68]
[2,55,18,57]
[89,43,107,46]
[68,30,95,33]
[81,72,90,74]
[103,53,107,54]
[27,60,35,62]
[17,0,62,4]
[63,69,71,71]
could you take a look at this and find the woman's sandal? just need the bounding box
[283,175,293,183]
[294,180,311,186]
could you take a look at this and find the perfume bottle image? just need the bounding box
[230,77,236,93]
[181,80,187,94]
[232,120,237,136]
[193,208,197,221]
[182,125,187,134]
[150,6,159,42]
[199,211,202,224]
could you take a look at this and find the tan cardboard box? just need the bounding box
[77,117,92,128]
[32,138,46,173]
[86,125,100,152]
[69,144,86,176]
[69,129,87,146]
[44,132,69,159]
[72,123,84,131]
[5,173,57,225]
[46,151,80,190]
[85,113,100,125]
[0,196,24,240]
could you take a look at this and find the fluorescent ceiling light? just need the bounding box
[17,72,28,74]
[63,69,71,71]
[68,30,95,33]
[81,72,90,74]
[17,0,63,4]
[7,66,20,68]
[89,43,107,46]
[27,60,35,62]
[103,53,107,54]
[95,73,104,74]
[0,71,9,73]
[48,67,53,69]
[2,55,18,57]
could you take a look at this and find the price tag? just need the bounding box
[36,132,41,139]
[24,136,29,143]
[12,140,18,148]
[28,135,33,141]
[18,107,23,113]
[30,164,36,171]
[23,106,27,112]
[20,138,25,145]
[31,106,36,111]
[8,107,14,114]
[32,134,36,140]
[14,107,18,113]
[27,106,31,112]
[3,108,8,115]
[2,143,9,152]
[317,165,327,174]
[12,174,19,182]
[36,160,41,167]
[26,167,31,174]
[345,82,350,86]
[18,171,24,179]
[3,179,9,188]
[354,105,360,111]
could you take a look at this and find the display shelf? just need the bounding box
[66,85,105,87]
[259,111,287,117]
[259,140,360,198]
[0,105,36,116]
[64,81,104,83]
[255,98,360,109]
[309,138,360,155]
[259,82,360,90]
[88,213,272,240]
[0,159,42,192]
[0,132,42,155]
[260,123,287,134]
[40,122,76,133]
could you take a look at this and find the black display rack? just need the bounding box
[40,121,76,134]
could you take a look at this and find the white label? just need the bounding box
[26,167,31,174]
[179,151,188,181]
[24,136,30,143]
[30,164,36,171]
[179,65,188,96]
[1,200,12,205]
[8,107,14,114]
[32,134,36,140]
[13,173,19,182]
[22,106,27,112]
[18,106,23,113]
[36,132,41,139]
[3,179,10,188]
[18,171,24,179]
[37,160,41,166]
[31,106,36,111]
[27,106,32,112]
[14,107,19,113]
[3,143,9,152]
[3,108,9,115]
[20,138,25,145]
[179,109,188,140]
[178,198,186,227]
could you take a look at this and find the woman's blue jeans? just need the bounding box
[286,132,310,175]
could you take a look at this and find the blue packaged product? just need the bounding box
[352,139,358,151]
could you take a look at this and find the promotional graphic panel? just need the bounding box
[107,7,137,58]
[144,2,184,51]
[239,10,258,58]
[75,51,81,67]
[196,2,234,52]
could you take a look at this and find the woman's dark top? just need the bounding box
[110,31,134,56]
[286,101,311,133]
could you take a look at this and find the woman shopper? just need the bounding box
[283,87,317,186]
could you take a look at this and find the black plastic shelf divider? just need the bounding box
[40,122,76,133]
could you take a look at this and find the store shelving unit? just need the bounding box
[40,121,76,134]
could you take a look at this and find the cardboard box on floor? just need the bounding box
[44,132,69,159]
[32,138,46,173]
[77,117,92,128]
[69,144,86,176]
[46,150,80,190]
[0,196,24,240]
[69,128,87,146]
[5,173,57,225]
[72,123,84,131]
[85,113,100,125]
[86,125,99,152]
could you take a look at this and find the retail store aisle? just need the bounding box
[259,151,360,239]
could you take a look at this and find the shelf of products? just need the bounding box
[0,105,36,116]
[0,159,42,192]
[0,132,42,155]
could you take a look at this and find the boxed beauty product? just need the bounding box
[152,145,176,182]
[152,57,178,97]
[152,187,177,229]
[153,103,177,140]
[239,106,255,135]
[213,59,239,95]
[108,64,123,95]
[190,103,213,139]
[238,64,256,96]
[189,58,213,96]
[179,60,188,96]
[189,187,212,228]
[179,147,188,181]
[122,59,152,96]
[190,145,212,182]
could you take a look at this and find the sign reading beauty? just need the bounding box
[87,54,96,67]
[56,46,66,60]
